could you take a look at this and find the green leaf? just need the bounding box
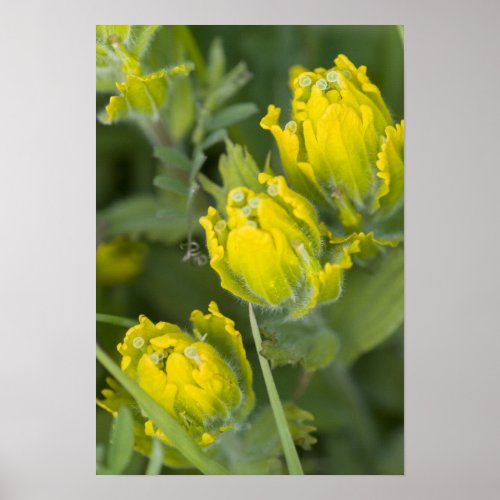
[326,247,404,364]
[200,129,228,150]
[205,62,252,111]
[96,313,136,329]
[165,76,195,140]
[108,405,134,473]
[261,315,339,372]
[96,344,229,474]
[103,71,168,124]
[97,195,188,244]
[209,402,316,474]
[128,25,160,57]
[206,37,226,89]
[96,25,132,45]
[206,102,258,132]
[153,174,189,197]
[146,438,164,475]
[154,146,192,172]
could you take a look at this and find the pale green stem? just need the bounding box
[248,304,304,475]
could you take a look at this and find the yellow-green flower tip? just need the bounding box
[200,175,363,317]
[96,237,147,286]
[102,303,254,449]
[261,54,403,227]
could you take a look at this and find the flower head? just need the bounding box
[200,173,362,317]
[261,54,404,229]
[98,302,254,454]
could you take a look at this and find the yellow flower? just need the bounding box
[261,54,404,229]
[200,173,363,317]
[98,302,254,457]
[96,237,147,286]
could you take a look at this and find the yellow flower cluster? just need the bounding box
[261,54,404,229]
[98,302,254,463]
[199,55,403,317]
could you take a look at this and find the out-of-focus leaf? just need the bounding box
[374,427,404,474]
[200,129,228,150]
[153,174,189,197]
[261,315,339,372]
[154,146,192,172]
[206,37,226,89]
[108,405,134,473]
[326,247,404,364]
[208,402,316,474]
[146,438,164,475]
[98,195,187,244]
[129,25,160,57]
[164,76,195,140]
[205,62,252,111]
[206,102,258,132]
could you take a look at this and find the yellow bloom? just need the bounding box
[200,173,363,317]
[96,237,147,286]
[261,54,404,229]
[98,302,254,455]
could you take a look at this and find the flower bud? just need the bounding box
[260,54,404,228]
[200,173,362,317]
[98,302,254,455]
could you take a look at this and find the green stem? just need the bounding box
[96,313,136,328]
[96,344,229,475]
[248,304,304,475]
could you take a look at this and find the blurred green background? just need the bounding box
[97,25,404,475]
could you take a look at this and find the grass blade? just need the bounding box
[248,304,303,475]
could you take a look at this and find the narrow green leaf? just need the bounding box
[326,248,404,364]
[154,146,192,172]
[96,313,136,329]
[97,195,188,244]
[153,174,188,196]
[173,26,206,80]
[205,62,252,111]
[96,344,229,475]
[146,438,164,475]
[206,37,226,89]
[200,129,228,151]
[108,405,134,473]
[156,207,186,220]
[207,103,258,132]
[248,305,303,475]
[129,25,160,57]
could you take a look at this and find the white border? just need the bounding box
[1,1,500,499]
